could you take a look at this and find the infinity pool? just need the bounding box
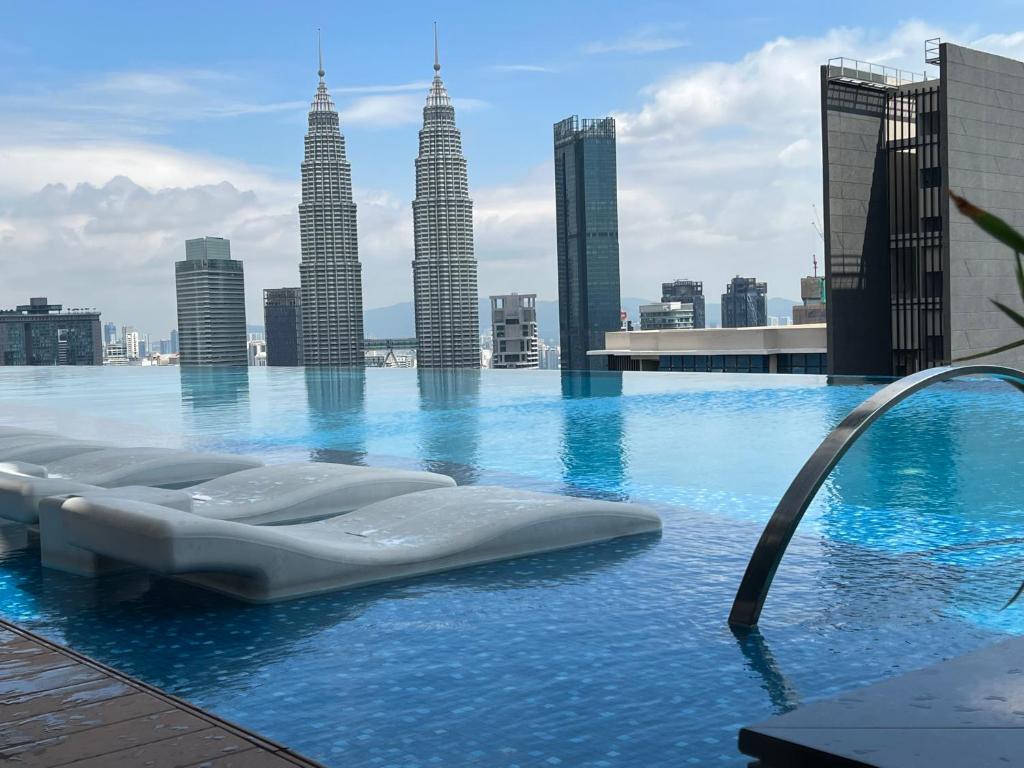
[2,366,1024,766]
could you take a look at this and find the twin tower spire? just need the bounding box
[297,27,479,369]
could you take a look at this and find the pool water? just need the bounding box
[2,366,1024,766]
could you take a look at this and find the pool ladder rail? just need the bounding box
[728,364,1024,629]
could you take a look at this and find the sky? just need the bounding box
[1,1,1023,338]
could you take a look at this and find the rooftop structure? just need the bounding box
[589,323,827,374]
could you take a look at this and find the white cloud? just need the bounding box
[584,25,688,55]
[489,64,553,73]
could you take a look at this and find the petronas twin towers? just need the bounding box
[298,31,479,368]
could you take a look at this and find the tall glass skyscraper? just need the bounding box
[175,237,247,366]
[553,116,622,371]
[298,45,364,367]
[411,30,480,369]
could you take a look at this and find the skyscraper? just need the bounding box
[553,116,622,371]
[661,280,706,328]
[299,39,364,367]
[490,293,538,369]
[264,287,303,366]
[411,28,479,369]
[721,277,768,328]
[103,322,117,345]
[175,236,247,366]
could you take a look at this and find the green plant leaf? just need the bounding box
[991,299,1024,330]
[952,337,1024,362]
[950,191,1024,253]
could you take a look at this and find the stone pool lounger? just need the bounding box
[53,485,663,602]
[0,447,264,524]
[37,462,456,575]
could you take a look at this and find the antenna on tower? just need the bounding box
[317,28,324,80]
[433,21,440,73]
[813,253,818,278]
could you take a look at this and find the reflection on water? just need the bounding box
[417,369,481,484]
[1,532,657,701]
[304,368,367,465]
[179,367,251,411]
[731,627,799,714]
[560,371,628,500]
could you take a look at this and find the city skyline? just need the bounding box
[4,5,1024,336]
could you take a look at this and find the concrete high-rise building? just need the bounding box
[412,29,479,369]
[661,280,706,328]
[793,277,827,325]
[0,297,101,366]
[490,293,538,369]
[122,327,140,360]
[553,115,622,371]
[175,236,247,366]
[298,41,364,367]
[263,287,303,366]
[170,329,179,354]
[721,277,768,328]
[822,41,1024,375]
[640,301,696,330]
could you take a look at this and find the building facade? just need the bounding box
[590,324,827,374]
[175,236,247,366]
[822,42,1024,375]
[411,34,479,369]
[554,115,622,371]
[298,49,364,367]
[721,277,768,328]
[490,293,539,369]
[793,276,827,325]
[661,280,706,328]
[0,297,101,366]
[123,327,140,360]
[263,287,303,366]
[640,301,696,330]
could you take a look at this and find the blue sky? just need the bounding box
[0,2,1021,335]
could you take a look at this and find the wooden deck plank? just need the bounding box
[0,618,326,768]
[2,678,136,723]
[58,726,254,768]
[184,748,314,767]
[1,708,209,766]
[0,691,171,749]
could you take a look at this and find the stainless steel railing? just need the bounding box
[728,364,1024,628]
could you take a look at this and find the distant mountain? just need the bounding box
[364,303,416,339]
[362,296,800,340]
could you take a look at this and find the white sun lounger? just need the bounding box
[0,447,264,524]
[0,436,115,464]
[37,462,456,574]
[50,486,662,602]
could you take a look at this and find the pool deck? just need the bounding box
[738,635,1024,767]
[0,617,325,767]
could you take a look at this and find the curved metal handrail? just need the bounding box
[728,364,1024,628]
